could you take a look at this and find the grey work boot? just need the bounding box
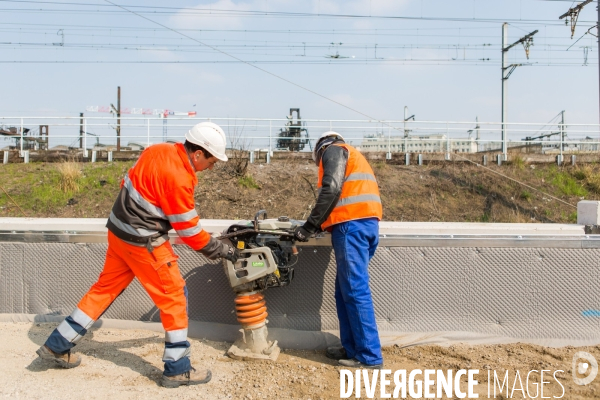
[36,345,81,369]
[338,358,383,370]
[326,346,347,360]
[161,367,212,388]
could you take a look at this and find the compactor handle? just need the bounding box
[253,210,268,231]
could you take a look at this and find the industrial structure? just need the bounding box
[276,108,310,152]
[0,125,49,151]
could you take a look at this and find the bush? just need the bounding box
[238,175,260,189]
[520,191,531,201]
[56,162,82,193]
[550,171,587,197]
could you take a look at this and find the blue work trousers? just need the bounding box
[331,217,383,365]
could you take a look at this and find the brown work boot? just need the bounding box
[36,345,81,369]
[161,367,212,388]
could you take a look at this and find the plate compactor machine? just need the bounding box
[219,210,303,361]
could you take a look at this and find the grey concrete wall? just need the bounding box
[1,240,600,343]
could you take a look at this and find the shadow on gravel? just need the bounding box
[25,321,164,386]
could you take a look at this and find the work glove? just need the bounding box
[293,223,316,242]
[220,242,240,264]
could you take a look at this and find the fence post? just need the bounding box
[2,151,8,164]
[405,153,410,165]
[418,154,423,166]
[108,152,113,162]
[445,125,450,160]
[19,117,24,157]
[556,154,563,166]
[571,155,576,166]
[268,120,272,164]
[83,118,88,158]
[482,155,488,166]
[91,151,97,163]
[23,150,29,164]
[387,127,392,160]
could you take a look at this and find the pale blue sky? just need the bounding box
[0,0,598,130]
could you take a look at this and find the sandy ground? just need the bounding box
[1,322,600,399]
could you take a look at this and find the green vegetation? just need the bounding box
[568,211,578,223]
[573,169,587,181]
[511,156,526,170]
[372,161,388,170]
[519,191,531,201]
[0,162,130,216]
[572,165,600,194]
[238,174,260,189]
[548,168,587,197]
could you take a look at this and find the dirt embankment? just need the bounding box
[1,158,599,222]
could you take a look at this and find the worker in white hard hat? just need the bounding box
[294,131,384,369]
[36,121,239,388]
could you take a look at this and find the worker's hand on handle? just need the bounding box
[198,236,240,262]
[221,244,240,264]
[293,225,313,242]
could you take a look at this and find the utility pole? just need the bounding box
[502,23,508,159]
[110,86,121,151]
[79,112,84,149]
[559,0,593,38]
[501,23,538,160]
[558,1,598,128]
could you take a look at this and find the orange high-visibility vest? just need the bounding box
[107,142,212,251]
[318,143,382,229]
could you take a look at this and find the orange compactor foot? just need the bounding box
[220,211,300,362]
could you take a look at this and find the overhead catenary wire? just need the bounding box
[1,0,592,210]
[101,0,422,136]
[0,1,596,26]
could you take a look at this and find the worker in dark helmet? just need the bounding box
[294,131,383,369]
[36,122,240,388]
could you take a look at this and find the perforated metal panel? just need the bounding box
[1,240,600,342]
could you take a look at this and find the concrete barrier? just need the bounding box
[1,217,599,347]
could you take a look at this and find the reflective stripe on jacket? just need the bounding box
[317,143,382,229]
[106,142,212,250]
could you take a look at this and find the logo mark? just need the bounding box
[572,351,598,386]
[251,261,265,267]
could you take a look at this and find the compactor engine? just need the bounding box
[220,210,301,361]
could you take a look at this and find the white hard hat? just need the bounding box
[185,122,228,162]
[312,131,344,163]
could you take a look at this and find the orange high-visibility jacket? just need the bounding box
[318,143,382,230]
[106,142,212,251]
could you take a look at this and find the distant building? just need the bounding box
[127,142,150,151]
[359,134,478,153]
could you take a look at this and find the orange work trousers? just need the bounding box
[78,231,188,332]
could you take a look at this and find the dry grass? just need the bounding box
[56,161,82,193]
[574,164,600,194]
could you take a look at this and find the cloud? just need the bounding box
[169,0,255,31]
[162,63,225,85]
[312,0,408,16]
